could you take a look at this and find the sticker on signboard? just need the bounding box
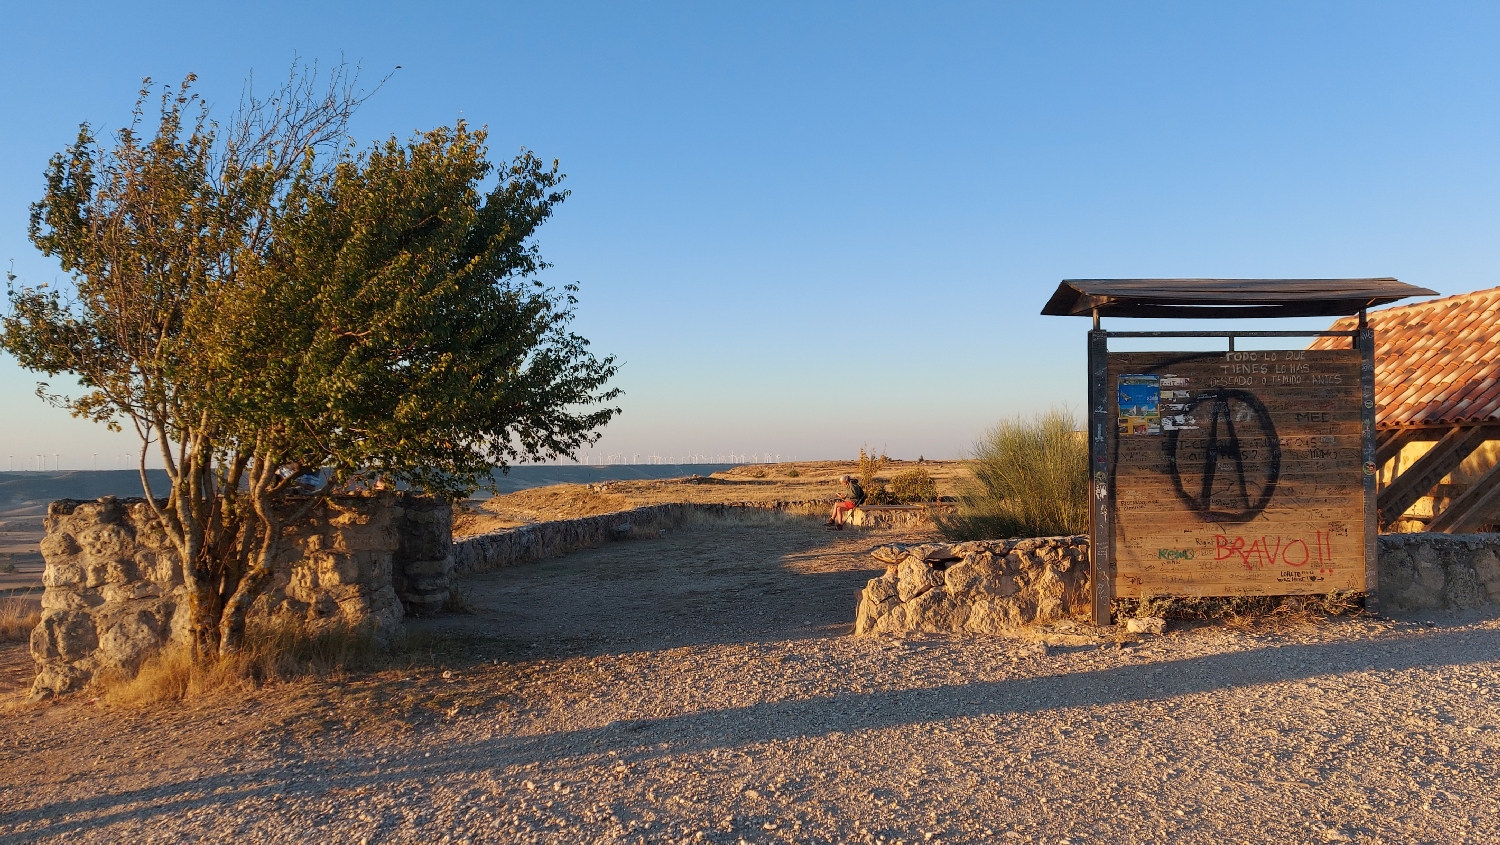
[1158,380,1199,431]
[1117,374,1161,436]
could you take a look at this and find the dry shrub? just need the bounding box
[940,407,1087,540]
[0,594,42,643]
[889,467,937,503]
[1113,590,1365,626]
[100,619,383,706]
[451,505,486,536]
[442,586,477,615]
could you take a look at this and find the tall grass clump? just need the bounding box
[0,594,42,643]
[100,619,384,706]
[940,407,1088,540]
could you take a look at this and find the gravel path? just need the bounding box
[2,512,1498,844]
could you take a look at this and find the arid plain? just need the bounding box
[1,464,1498,843]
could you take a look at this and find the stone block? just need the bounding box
[31,610,98,663]
[864,573,899,604]
[896,556,943,602]
[40,532,81,558]
[963,599,1019,635]
[318,552,374,587]
[1443,566,1484,610]
[1126,617,1167,635]
[944,557,1018,600]
[403,591,449,616]
[95,605,168,671]
[42,562,85,589]
[100,581,163,603]
[904,589,969,633]
[407,575,451,594]
[403,557,452,578]
[31,663,91,697]
[854,594,898,635]
[1475,550,1500,596]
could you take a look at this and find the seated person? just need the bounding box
[826,474,866,528]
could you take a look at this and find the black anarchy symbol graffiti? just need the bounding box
[1163,388,1281,523]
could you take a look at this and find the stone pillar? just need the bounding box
[31,497,189,696]
[393,496,454,615]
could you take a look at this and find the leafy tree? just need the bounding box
[2,66,619,656]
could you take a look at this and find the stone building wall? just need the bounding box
[30,492,451,697]
[1377,533,1500,611]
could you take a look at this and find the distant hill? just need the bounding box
[0,465,739,508]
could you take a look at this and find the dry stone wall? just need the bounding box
[855,537,1092,636]
[453,501,836,573]
[847,504,955,530]
[449,500,953,573]
[854,533,1500,636]
[31,492,450,697]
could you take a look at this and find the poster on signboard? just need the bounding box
[1106,349,1366,597]
[1116,374,1160,435]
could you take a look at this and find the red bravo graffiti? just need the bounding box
[1214,531,1334,571]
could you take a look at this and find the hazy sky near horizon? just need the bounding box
[3,2,1499,469]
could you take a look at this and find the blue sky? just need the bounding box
[2,2,1498,469]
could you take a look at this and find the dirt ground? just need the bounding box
[456,460,970,536]
[2,511,1500,844]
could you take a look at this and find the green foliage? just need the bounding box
[938,407,1087,540]
[1,67,618,657]
[889,467,937,503]
[784,468,800,478]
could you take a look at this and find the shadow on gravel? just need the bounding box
[475,626,1500,762]
[6,626,1499,840]
[422,516,891,657]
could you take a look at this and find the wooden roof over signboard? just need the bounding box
[1310,286,1500,429]
[1041,278,1436,319]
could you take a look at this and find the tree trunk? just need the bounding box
[187,576,223,660]
[218,565,272,655]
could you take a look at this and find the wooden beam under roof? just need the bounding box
[1427,459,1500,534]
[1376,425,1496,527]
[1375,428,1421,471]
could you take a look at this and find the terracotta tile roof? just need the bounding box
[1309,286,1500,428]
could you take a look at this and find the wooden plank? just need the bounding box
[1088,329,1112,625]
[1376,425,1490,527]
[1106,349,1366,599]
[1427,456,1500,533]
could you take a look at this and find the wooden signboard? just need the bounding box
[1103,348,1368,597]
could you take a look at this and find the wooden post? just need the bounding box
[1357,316,1380,613]
[1088,325,1112,625]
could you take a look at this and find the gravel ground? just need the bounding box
[2,511,1499,844]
